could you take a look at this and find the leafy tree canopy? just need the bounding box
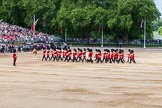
[0,0,161,42]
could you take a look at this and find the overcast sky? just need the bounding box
[154,0,162,16]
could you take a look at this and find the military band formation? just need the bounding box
[41,48,136,64]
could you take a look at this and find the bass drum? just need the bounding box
[86,52,90,60]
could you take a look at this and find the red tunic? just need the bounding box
[78,52,82,58]
[107,53,111,59]
[88,52,93,58]
[114,52,118,59]
[96,52,101,59]
[73,52,77,58]
[53,51,58,56]
[130,53,135,59]
[119,52,124,59]
[103,52,107,58]
[43,50,46,56]
[64,50,68,56]
[67,52,72,57]
[57,51,62,56]
[82,51,86,57]
[13,53,17,59]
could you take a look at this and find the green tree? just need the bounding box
[107,0,160,44]
[0,0,160,43]
[20,0,59,33]
[158,26,162,36]
[0,0,24,25]
[152,18,162,31]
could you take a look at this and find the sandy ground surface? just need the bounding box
[0,48,162,108]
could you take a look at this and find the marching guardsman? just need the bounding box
[77,48,82,62]
[62,48,68,61]
[116,49,119,59]
[118,49,125,63]
[53,49,58,61]
[110,49,114,63]
[62,49,65,60]
[129,50,136,64]
[72,49,78,62]
[46,49,51,61]
[94,49,98,61]
[102,49,107,63]
[64,49,72,62]
[96,49,102,63]
[82,48,86,62]
[113,49,118,63]
[60,48,64,61]
[122,50,125,63]
[106,49,111,63]
[13,49,17,66]
[127,49,131,63]
[42,49,46,61]
[63,49,69,60]
[87,49,93,63]
[57,48,62,61]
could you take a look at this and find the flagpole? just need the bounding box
[144,17,146,48]
[101,0,104,48]
[65,28,67,42]
[34,15,35,24]
[101,21,103,47]
[33,15,35,31]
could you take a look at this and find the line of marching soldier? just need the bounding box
[42,48,136,64]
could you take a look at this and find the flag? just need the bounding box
[31,24,35,31]
[32,19,39,31]
[31,15,39,31]
[60,26,63,33]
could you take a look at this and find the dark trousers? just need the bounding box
[72,57,77,62]
[87,58,93,63]
[105,58,111,63]
[112,58,118,63]
[129,58,136,64]
[96,58,102,63]
[64,56,71,62]
[102,57,107,63]
[13,58,17,66]
[46,55,50,61]
[50,55,54,60]
[57,55,62,61]
[82,56,86,62]
[118,58,125,63]
[42,55,46,61]
[53,56,57,61]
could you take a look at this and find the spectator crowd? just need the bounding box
[0,21,64,54]
[0,21,58,43]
